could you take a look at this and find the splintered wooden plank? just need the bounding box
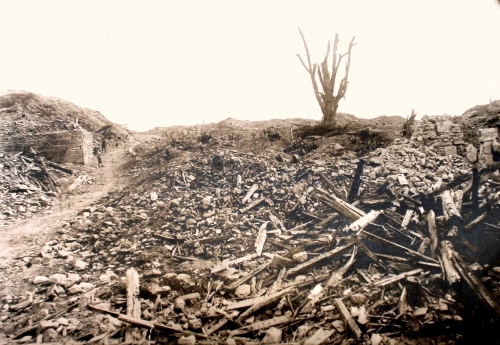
[334,299,362,340]
[349,210,383,232]
[211,253,260,273]
[282,274,330,289]
[287,221,312,232]
[230,315,293,336]
[314,187,365,221]
[242,184,259,204]
[304,328,336,345]
[451,245,500,317]
[236,287,295,322]
[317,213,339,227]
[401,209,414,228]
[268,212,287,233]
[118,314,154,329]
[227,296,269,310]
[255,222,268,256]
[240,196,266,213]
[356,269,372,284]
[226,260,271,290]
[359,230,438,263]
[465,212,487,230]
[347,238,387,271]
[373,268,423,287]
[206,317,228,336]
[284,243,354,278]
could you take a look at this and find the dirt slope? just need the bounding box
[0,90,130,147]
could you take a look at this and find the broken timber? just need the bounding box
[335,298,362,340]
[125,268,141,342]
[373,268,423,287]
[254,221,268,256]
[359,230,439,264]
[440,241,461,285]
[226,260,271,290]
[230,315,293,336]
[427,210,438,259]
[284,243,354,278]
[349,210,383,232]
[315,187,365,222]
[348,159,365,203]
[449,242,500,317]
[236,287,296,322]
[240,196,266,213]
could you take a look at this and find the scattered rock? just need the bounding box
[235,284,251,298]
[262,327,282,344]
[74,260,88,270]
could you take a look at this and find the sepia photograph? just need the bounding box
[0,1,500,344]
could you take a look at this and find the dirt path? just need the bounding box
[0,135,143,266]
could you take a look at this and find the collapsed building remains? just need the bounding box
[0,126,93,165]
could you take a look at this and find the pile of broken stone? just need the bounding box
[2,125,500,345]
[0,151,95,227]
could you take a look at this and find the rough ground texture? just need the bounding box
[1,98,500,345]
[0,91,124,134]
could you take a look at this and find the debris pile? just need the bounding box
[0,150,95,226]
[2,121,500,345]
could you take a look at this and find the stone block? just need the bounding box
[436,120,453,133]
[480,142,492,155]
[492,142,500,153]
[466,144,477,163]
[443,146,457,156]
[478,128,498,142]
[478,154,494,165]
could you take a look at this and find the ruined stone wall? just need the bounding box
[410,116,465,156]
[409,115,500,166]
[0,129,93,165]
[477,128,500,165]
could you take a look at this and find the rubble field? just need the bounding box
[1,110,500,345]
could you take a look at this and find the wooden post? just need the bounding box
[471,167,480,214]
[440,241,461,285]
[427,210,438,259]
[125,268,141,342]
[348,159,364,203]
[441,190,461,221]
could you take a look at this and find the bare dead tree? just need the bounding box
[297,28,356,127]
[403,109,417,138]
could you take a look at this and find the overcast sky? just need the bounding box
[1,0,499,131]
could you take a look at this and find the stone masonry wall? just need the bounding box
[477,128,500,165]
[0,128,93,165]
[410,116,465,156]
